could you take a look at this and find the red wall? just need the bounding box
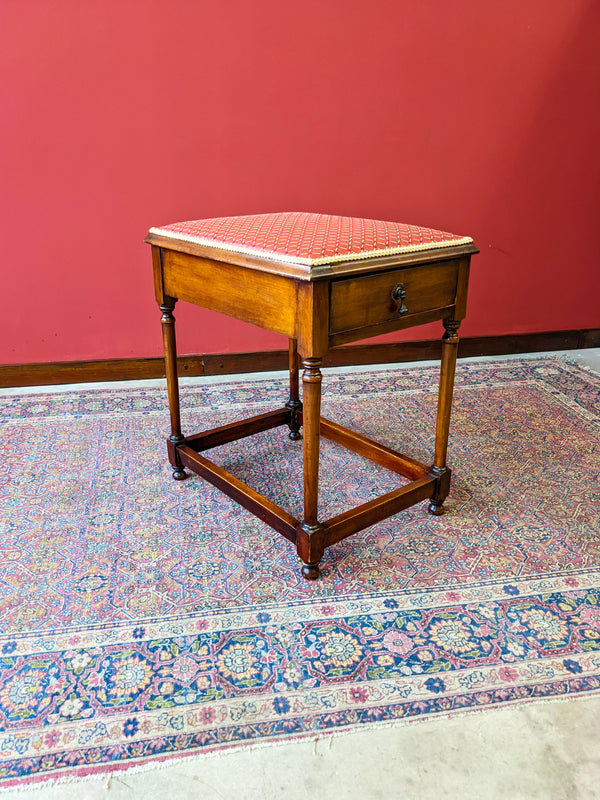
[1,0,599,365]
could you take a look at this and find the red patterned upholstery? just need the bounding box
[149,212,472,266]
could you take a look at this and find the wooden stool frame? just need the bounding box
[148,235,478,579]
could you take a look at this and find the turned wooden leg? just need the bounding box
[285,339,302,440]
[160,300,187,481]
[297,357,325,579]
[429,318,460,515]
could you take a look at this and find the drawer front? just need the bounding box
[329,261,458,335]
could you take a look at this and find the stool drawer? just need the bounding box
[329,261,458,335]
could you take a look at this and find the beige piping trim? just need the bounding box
[148,227,474,266]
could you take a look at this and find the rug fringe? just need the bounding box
[5,689,600,795]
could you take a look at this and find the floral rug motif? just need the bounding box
[0,357,599,787]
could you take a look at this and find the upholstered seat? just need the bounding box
[148,211,472,266]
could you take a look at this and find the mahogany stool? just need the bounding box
[146,212,477,579]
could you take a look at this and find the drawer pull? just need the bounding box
[391,283,408,315]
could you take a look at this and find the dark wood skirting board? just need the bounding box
[1,328,598,388]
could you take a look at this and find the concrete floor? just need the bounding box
[3,349,600,799]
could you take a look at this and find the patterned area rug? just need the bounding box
[1,357,599,787]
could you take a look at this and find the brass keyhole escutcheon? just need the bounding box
[391,283,408,315]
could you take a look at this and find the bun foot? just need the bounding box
[301,562,320,580]
[172,468,188,481]
[288,430,302,441]
[428,501,444,516]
